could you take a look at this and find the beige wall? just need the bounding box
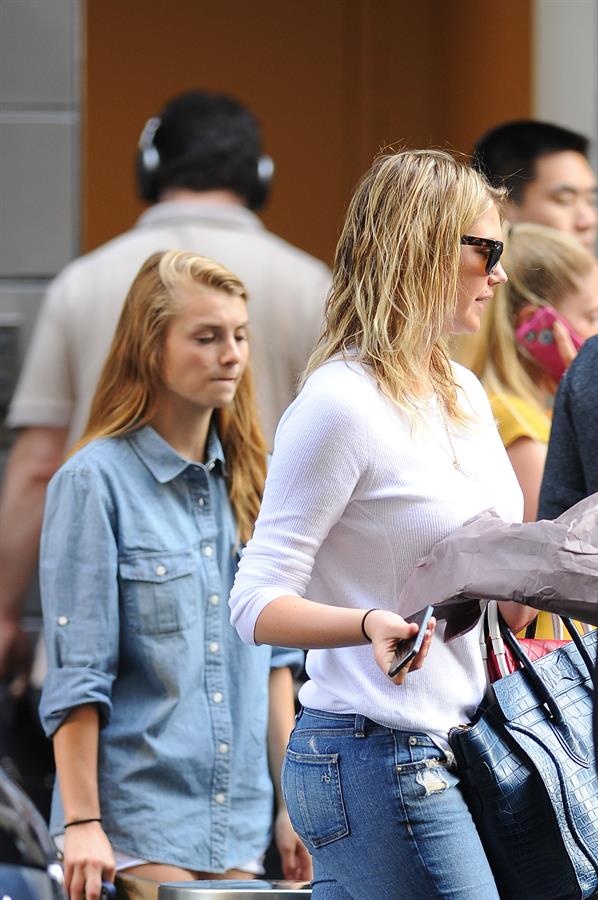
[84,0,531,265]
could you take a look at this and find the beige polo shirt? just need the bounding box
[8,201,330,448]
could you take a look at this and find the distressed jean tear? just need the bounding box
[415,761,450,796]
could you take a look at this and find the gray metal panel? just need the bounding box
[0,281,47,366]
[0,0,78,107]
[158,883,311,899]
[0,285,46,452]
[533,0,598,181]
[0,284,48,617]
[0,115,78,277]
[0,315,19,410]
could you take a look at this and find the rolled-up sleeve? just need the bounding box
[270,645,304,678]
[39,463,119,736]
[229,368,368,644]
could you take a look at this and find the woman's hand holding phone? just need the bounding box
[552,318,579,371]
[365,608,436,685]
[515,305,583,382]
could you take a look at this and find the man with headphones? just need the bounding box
[0,91,329,703]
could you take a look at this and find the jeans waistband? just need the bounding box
[297,705,437,746]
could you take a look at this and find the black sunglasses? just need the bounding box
[460,235,504,275]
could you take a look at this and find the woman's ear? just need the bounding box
[515,304,542,329]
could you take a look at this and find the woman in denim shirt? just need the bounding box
[39,251,310,899]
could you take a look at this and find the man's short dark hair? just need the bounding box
[472,120,590,203]
[139,90,265,207]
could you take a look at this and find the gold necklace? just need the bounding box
[442,416,466,475]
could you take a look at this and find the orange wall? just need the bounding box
[83,0,531,265]
[436,0,533,154]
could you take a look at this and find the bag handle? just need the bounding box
[497,613,594,727]
[484,602,595,676]
[483,603,595,725]
[498,622,564,723]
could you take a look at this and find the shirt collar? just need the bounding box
[135,200,264,234]
[128,424,226,484]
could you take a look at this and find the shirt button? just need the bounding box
[209,642,219,654]
[218,743,229,754]
[212,692,223,704]
[209,594,220,606]
[57,615,69,626]
[155,564,166,576]
[215,792,226,804]
[202,544,214,558]
[197,497,205,507]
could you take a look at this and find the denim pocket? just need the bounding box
[119,549,199,634]
[283,748,349,849]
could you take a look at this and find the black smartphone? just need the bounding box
[388,605,434,678]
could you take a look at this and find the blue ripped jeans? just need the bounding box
[282,707,499,900]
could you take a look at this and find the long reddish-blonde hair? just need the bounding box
[77,250,266,543]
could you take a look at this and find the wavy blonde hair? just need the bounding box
[303,149,506,422]
[77,250,266,544]
[471,223,595,412]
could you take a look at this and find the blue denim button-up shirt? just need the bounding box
[39,425,301,872]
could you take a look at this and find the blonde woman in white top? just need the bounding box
[229,150,535,899]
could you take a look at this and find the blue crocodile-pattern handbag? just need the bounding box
[449,615,598,900]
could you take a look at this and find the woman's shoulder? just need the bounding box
[276,358,375,445]
[305,356,374,388]
[487,391,550,446]
[450,360,492,414]
[450,360,483,393]
[566,335,598,398]
[44,438,133,522]
[297,357,376,410]
[51,435,130,484]
[487,390,532,417]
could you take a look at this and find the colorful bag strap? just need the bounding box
[482,601,594,682]
[481,601,511,680]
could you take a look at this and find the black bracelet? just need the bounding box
[361,608,378,643]
[63,817,102,829]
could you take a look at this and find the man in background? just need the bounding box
[538,334,598,520]
[0,90,330,680]
[473,119,598,252]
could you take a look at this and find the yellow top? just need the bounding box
[519,615,591,641]
[489,392,550,450]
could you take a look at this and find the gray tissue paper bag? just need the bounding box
[399,492,598,640]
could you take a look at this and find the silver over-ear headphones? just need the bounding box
[136,108,274,208]
[138,116,162,173]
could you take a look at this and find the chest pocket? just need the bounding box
[119,550,200,635]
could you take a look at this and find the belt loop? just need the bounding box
[354,714,366,738]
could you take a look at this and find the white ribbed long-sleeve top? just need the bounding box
[230,358,523,745]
